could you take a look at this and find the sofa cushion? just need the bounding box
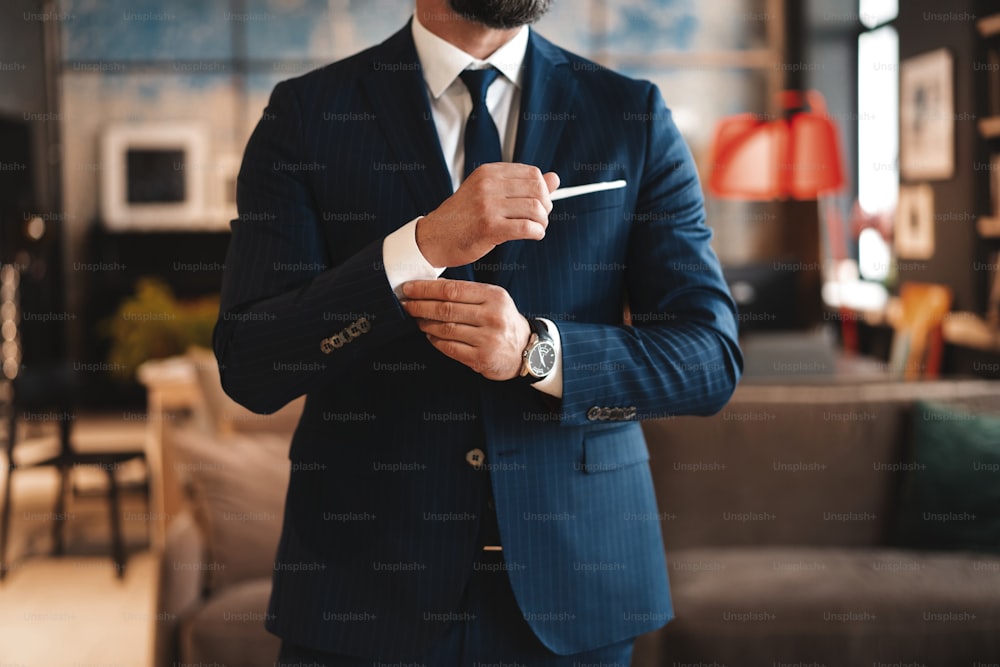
[643,381,1000,550]
[648,546,1000,667]
[187,346,305,437]
[167,423,289,593]
[894,400,1000,553]
[180,578,280,666]
[644,392,903,550]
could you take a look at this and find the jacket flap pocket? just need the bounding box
[583,425,649,474]
[550,186,627,221]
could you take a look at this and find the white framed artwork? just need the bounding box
[895,183,935,260]
[900,49,954,181]
[100,123,209,230]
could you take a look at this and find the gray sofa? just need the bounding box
[634,379,1000,666]
[154,376,1000,667]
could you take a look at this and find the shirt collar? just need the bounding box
[411,13,529,100]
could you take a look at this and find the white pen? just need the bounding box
[549,179,627,201]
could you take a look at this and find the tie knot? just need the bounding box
[459,67,500,104]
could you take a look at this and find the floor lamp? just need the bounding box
[707,89,849,336]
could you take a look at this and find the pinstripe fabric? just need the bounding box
[214,21,742,661]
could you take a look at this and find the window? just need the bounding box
[857,1,898,281]
[860,0,898,30]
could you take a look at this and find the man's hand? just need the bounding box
[416,164,560,268]
[401,279,530,381]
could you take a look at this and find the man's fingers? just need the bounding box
[498,197,549,226]
[425,334,477,365]
[416,320,481,343]
[404,279,524,381]
[511,219,546,241]
[402,279,490,303]
[543,171,560,193]
[471,164,555,212]
[501,177,553,210]
[477,199,549,246]
[426,334,507,378]
[470,162,547,181]
[402,298,482,325]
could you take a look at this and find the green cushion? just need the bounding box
[894,400,1000,553]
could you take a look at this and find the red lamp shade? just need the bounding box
[708,90,845,201]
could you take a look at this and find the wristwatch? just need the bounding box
[520,318,556,383]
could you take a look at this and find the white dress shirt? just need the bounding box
[381,13,563,397]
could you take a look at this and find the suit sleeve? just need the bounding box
[213,81,415,414]
[556,84,743,426]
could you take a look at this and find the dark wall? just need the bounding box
[0,0,53,213]
[802,0,997,315]
[0,1,47,108]
[0,0,66,363]
[896,0,992,313]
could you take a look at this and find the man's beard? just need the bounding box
[447,0,553,29]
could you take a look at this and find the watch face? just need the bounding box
[528,341,556,377]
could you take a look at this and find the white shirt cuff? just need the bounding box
[530,318,563,398]
[383,217,446,299]
[384,223,561,397]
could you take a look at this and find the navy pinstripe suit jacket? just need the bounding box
[214,21,742,660]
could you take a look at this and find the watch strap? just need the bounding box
[528,317,553,343]
[521,318,554,384]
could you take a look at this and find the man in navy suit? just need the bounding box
[214,0,742,664]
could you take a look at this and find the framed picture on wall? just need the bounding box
[991,154,1000,217]
[900,48,954,181]
[100,123,209,230]
[988,251,1000,328]
[895,184,935,260]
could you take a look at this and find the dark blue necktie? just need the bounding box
[459,68,502,180]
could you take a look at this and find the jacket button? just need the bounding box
[466,448,485,468]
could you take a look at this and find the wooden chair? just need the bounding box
[888,282,953,380]
[0,365,148,579]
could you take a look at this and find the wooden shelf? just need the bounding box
[943,312,1000,352]
[979,216,1000,238]
[979,116,1000,138]
[979,14,1000,38]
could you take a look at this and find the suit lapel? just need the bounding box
[359,25,454,228]
[512,33,577,174]
[359,27,578,287]
[487,31,578,290]
[360,24,474,282]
